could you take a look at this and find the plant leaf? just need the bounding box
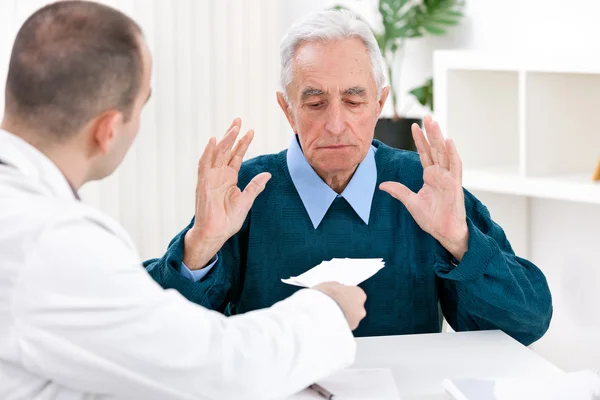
[409,78,434,111]
[411,0,465,37]
[374,33,387,52]
[423,24,446,35]
[373,0,465,115]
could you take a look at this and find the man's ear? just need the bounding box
[276,91,297,133]
[92,111,122,155]
[378,86,390,116]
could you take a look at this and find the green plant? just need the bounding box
[336,0,465,118]
[409,77,433,111]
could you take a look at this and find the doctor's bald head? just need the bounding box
[3,1,144,141]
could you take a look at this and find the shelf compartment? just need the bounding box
[445,69,520,172]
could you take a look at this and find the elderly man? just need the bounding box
[146,10,552,345]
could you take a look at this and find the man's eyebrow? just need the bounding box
[342,86,366,96]
[301,87,325,100]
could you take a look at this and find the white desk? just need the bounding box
[352,330,563,400]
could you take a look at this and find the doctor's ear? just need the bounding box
[91,111,122,155]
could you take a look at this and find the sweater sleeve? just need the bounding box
[143,216,249,313]
[143,156,275,313]
[435,189,553,346]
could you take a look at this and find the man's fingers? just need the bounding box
[430,146,440,166]
[198,137,217,176]
[229,130,254,172]
[412,123,433,168]
[238,172,272,212]
[424,117,448,169]
[219,118,242,162]
[432,120,449,170]
[379,181,416,209]
[214,124,241,167]
[446,137,463,181]
[228,117,241,132]
[437,144,448,170]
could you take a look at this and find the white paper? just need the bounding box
[287,368,401,400]
[281,258,385,287]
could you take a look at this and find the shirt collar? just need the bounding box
[286,136,377,229]
[0,129,80,201]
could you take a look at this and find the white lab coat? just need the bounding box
[0,129,355,400]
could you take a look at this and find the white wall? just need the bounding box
[0,0,288,259]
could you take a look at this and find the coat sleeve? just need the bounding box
[16,214,355,400]
[435,189,553,346]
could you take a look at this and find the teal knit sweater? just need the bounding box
[145,141,552,345]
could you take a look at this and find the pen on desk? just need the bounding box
[308,383,336,400]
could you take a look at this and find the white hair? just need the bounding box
[280,9,386,104]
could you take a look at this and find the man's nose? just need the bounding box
[324,102,346,136]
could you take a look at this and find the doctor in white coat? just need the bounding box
[0,2,367,399]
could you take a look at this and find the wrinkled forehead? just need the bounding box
[290,38,376,96]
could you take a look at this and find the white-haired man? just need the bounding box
[146,10,552,345]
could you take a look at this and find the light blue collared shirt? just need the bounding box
[180,136,378,281]
[286,136,377,229]
[180,255,217,281]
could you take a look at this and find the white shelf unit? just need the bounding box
[434,52,600,205]
[433,51,600,372]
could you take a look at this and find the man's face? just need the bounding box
[278,38,388,179]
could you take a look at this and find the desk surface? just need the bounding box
[352,330,563,400]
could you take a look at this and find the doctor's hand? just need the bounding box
[183,118,271,270]
[314,282,367,331]
[379,116,469,261]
